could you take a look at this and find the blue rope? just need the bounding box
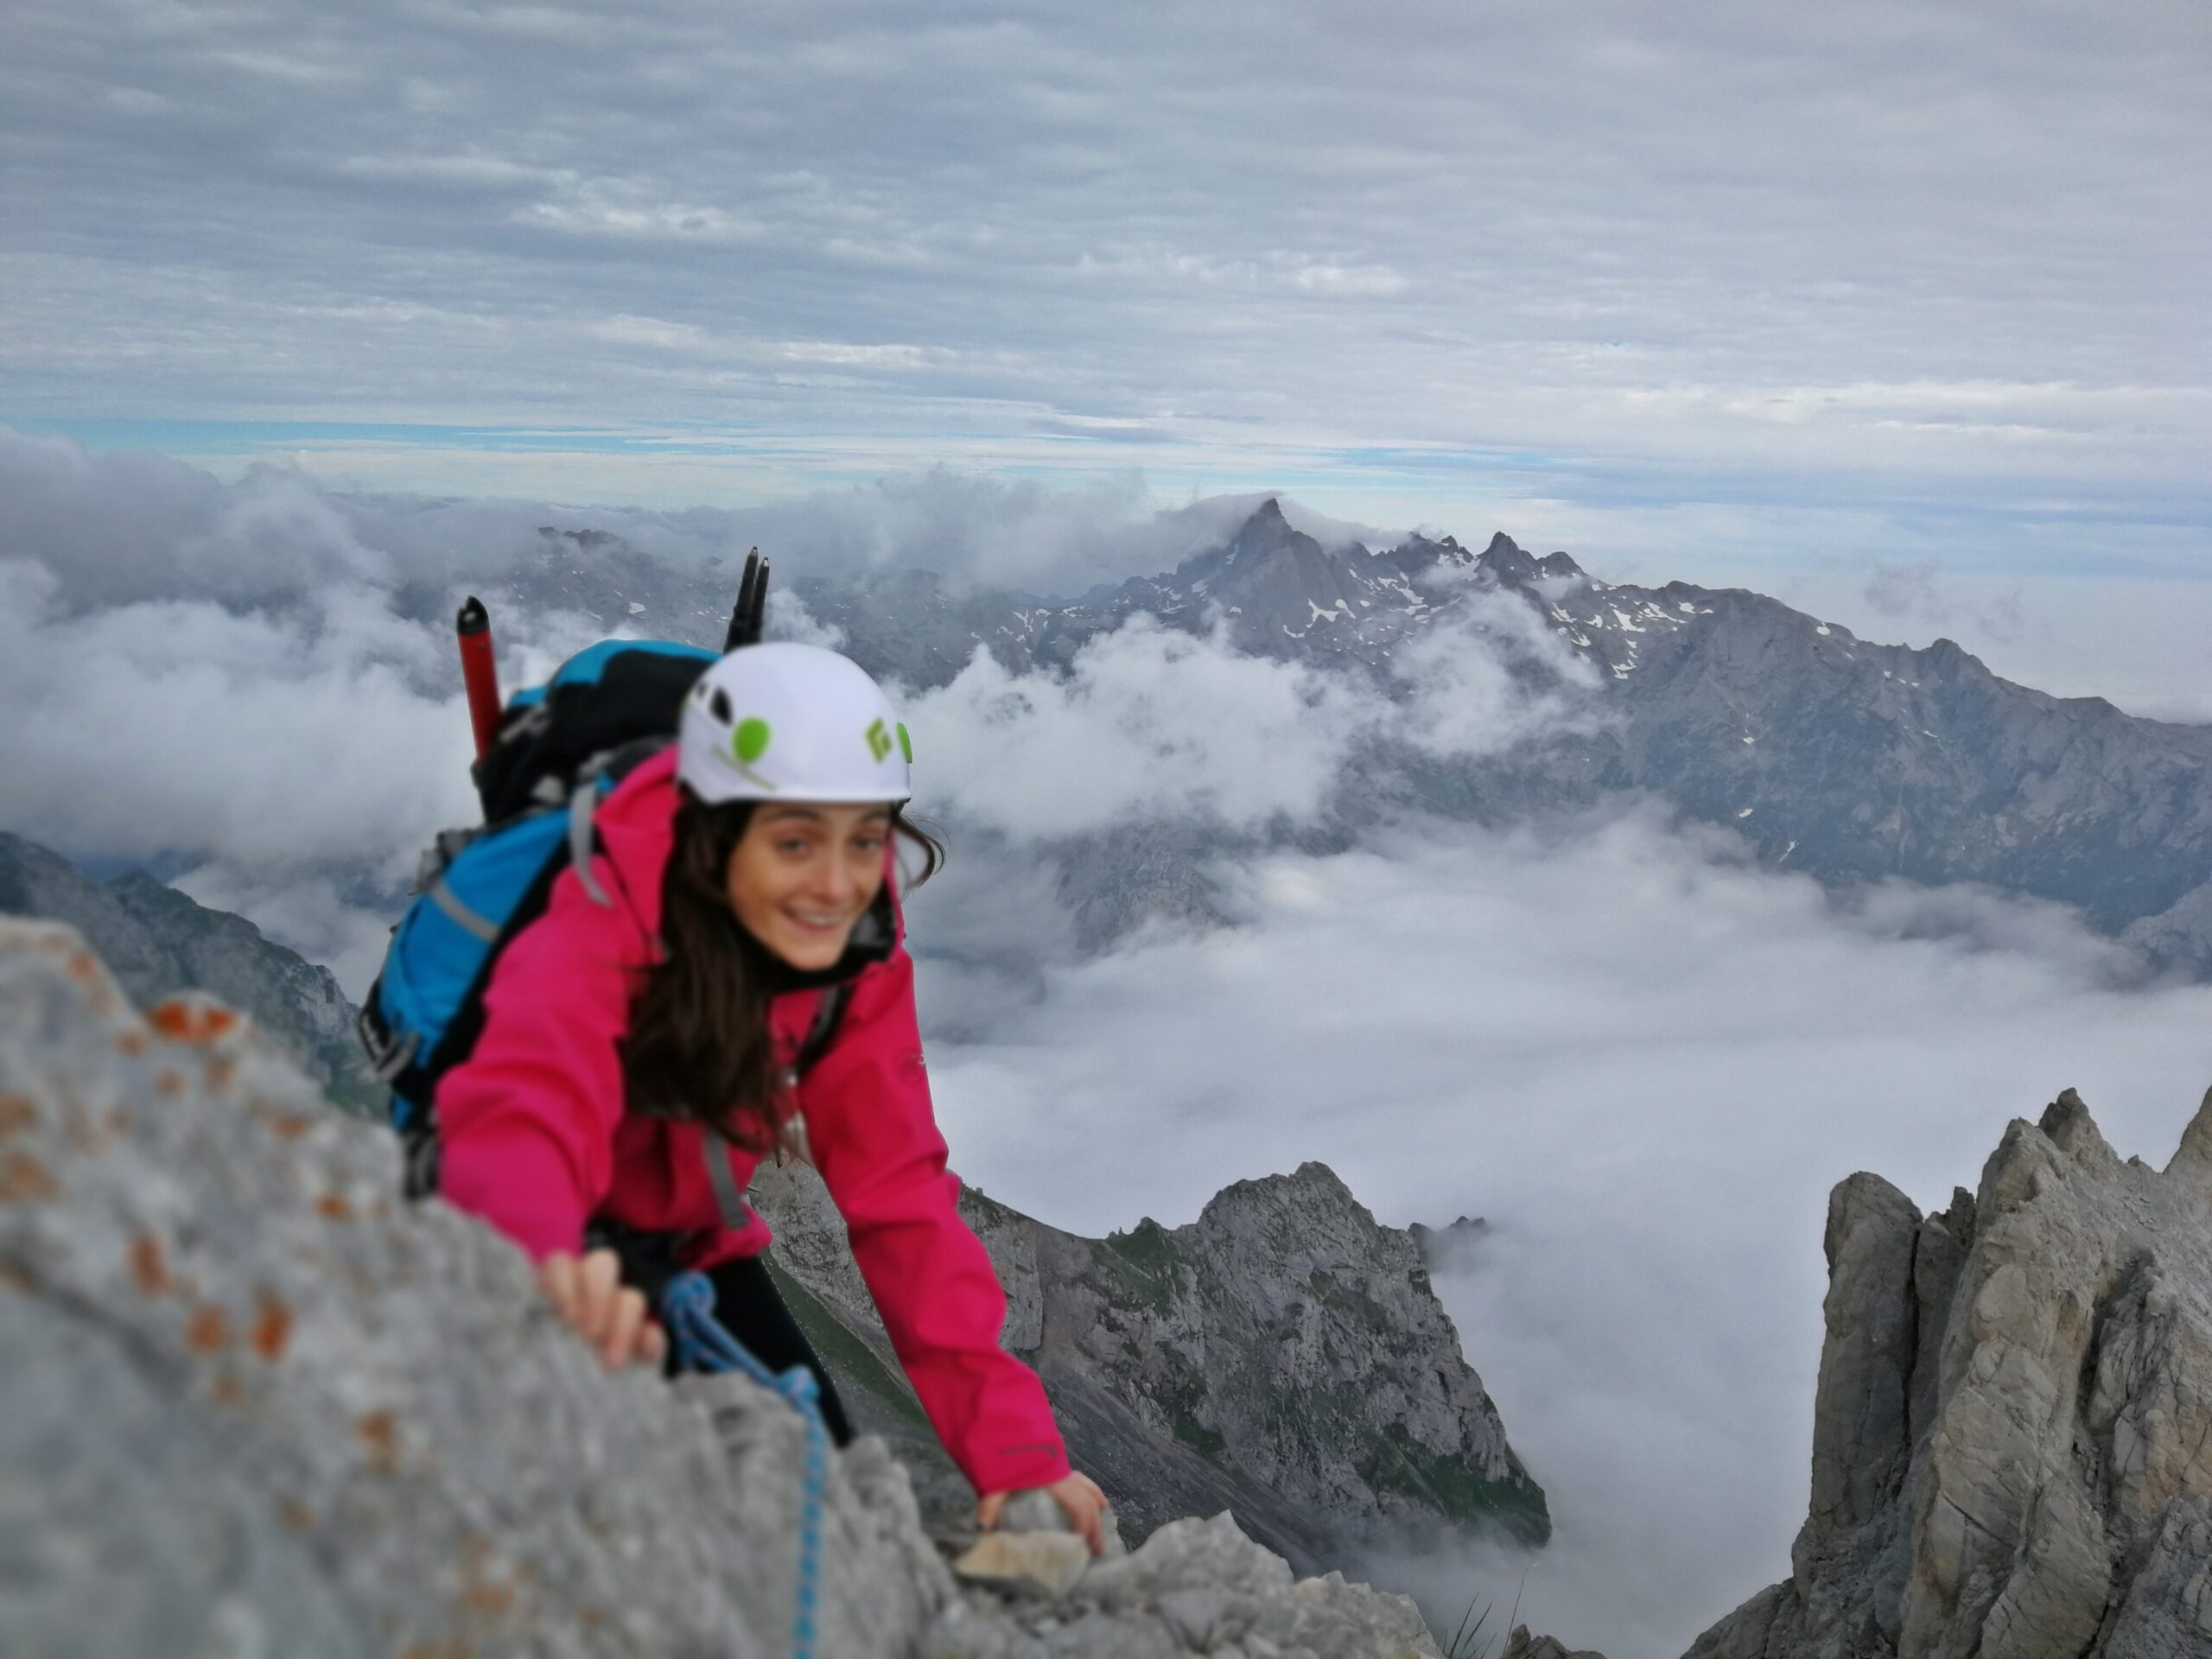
[662,1270,829,1659]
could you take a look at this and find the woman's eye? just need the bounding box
[779,838,811,855]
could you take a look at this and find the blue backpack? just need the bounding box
[358,637,721,1187]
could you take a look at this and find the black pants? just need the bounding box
[677,1254,855,1447]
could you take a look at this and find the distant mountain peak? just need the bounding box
[1227,497,1305,552]
[1477,531,1541,585]
[1471,533,1587,588]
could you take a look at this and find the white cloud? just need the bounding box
[1286,261,1412,298]
[776,341,950,369]
[1390,584,1606,760]
[907,619,1375,840]
[0,558,476,870]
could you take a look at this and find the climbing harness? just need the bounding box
[661,1270,830,1659]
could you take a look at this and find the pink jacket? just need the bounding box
[435,748,1071,1495]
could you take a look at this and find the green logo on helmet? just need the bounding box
[866,718,893,763]
[896,721,912,765]
[732,717,777,790]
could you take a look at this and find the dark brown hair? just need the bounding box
[620,787,944,1150]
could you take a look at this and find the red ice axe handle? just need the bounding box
[457,595,502,762]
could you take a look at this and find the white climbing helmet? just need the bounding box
[678,642,912,805]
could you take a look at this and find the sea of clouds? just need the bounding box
[6,434,2211,1656]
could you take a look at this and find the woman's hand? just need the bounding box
[537,1248,667,1371]
[976,1471,1111,1556]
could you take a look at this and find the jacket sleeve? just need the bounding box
[802,944,1072,1497]
[433,867,645,1262]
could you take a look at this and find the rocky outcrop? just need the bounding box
[1686,1088,2212,1659]
[2120,880,2212,981]
[1501,1629,1609,1659]
[0,918,1442,1657]
[0,830,378,1112]
[750,1157,1547,1574]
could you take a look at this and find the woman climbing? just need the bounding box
[428,639,1109,1550]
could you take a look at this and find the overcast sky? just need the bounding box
[4,0,2207,596]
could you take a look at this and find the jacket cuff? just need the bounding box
[438,1128,587,1263]
[965,1439,1074,1497]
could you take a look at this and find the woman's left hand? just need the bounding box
[976,1471,1111,1555]
[537,1248,667,1372]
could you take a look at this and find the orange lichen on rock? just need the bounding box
[261,1112,313,1141]
[357,1408,402,1474]
[0,1151,58,1203]
[458,1536,519,1618]
[128,1233,173,1294]
[0,1094,37,1139]
[316,1192,356,1222]
[251,1291,294,1362]
[149,1001,242,1046]
[185,1304,231,1352]
[114,1027,149,1056]
[278,1497,315,1533]
[153,1070,187,1097]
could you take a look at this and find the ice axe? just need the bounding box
[723,548,768,651]
[456,595,502,761]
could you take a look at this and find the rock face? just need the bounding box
[1685,1088,2212,1659]
[0,830,378,1113]
[749,1158,1548,1573]
[0,918,1443,1657]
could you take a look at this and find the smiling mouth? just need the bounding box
[785,910,854,935]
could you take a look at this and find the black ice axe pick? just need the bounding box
[723,547,769,651]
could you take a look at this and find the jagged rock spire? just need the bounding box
[1687,1087,2212,1659]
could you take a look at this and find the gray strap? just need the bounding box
[701,1131,753,1230]
[370,1028,418,1084]
[429,880,499,943]
[568,786,609,906]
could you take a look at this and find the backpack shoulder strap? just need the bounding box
[697,982,857,1226]
[795,982,854,1078]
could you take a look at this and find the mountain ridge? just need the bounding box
[778,500,2212,962]
[0,830,379,1111]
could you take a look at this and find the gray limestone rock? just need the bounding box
[2119,881,2212,981]
[1687,1087,2212,1659]
[926,1512,1441,1658]
[1502,1627,1611,1659]
[0,919,1442,1657]
[749,1156,1547,1574]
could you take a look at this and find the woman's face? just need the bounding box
[725,802,892,971]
